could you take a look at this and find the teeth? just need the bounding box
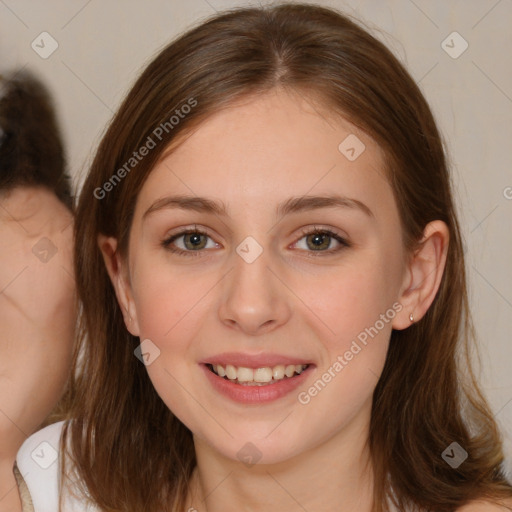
[237,367,254,383]
[225,364,237,380]
[209,363,308,384]
[285,365,295,378]
[272,365,285,380]
[254,367,272,383]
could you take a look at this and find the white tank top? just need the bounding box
[15,420,96,512]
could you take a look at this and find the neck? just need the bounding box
[186,400,374,512]
[0,185,68,230]
[0,460,22,512]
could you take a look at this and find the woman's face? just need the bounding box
[114,88,411,464]
[0,186,75,457]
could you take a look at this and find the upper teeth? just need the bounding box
[210,364,308,384]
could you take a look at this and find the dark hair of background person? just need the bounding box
[0,70,73,210]
[65,3,512,511]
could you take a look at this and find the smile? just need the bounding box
[207,363,309,385]
[202,361,314,404]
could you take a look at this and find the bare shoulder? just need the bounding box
[457,498,512,511]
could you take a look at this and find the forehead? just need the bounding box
[134,89,394,223]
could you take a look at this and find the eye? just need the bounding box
[161,226,219,257]
[293,226,350,256]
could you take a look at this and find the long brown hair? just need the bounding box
[65,3,512,511]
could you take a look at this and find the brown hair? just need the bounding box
[65,3,512,511]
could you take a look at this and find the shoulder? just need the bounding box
[16,420,96,512]
[456,498,512,511]
[16,420,64,510]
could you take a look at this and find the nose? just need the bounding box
[218,241,292,336]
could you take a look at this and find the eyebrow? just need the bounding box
[142,194,374,220]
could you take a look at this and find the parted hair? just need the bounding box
[64,3,512,511]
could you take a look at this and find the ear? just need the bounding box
[392,220,449,330]
[97,234,140,337]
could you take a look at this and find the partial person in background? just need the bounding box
[0,71,76,512]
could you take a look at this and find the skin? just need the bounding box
[99,88,504,511]
[0,186,76,512]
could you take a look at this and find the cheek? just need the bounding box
[295,259,396,347]
[291,266,395,443]
[290,255,398,411]
[133,264,212,340]
[130,264,214,396]
[129,267,207,428]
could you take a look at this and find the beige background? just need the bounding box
[1,0,511,465]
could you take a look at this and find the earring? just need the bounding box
[409,312,414,323]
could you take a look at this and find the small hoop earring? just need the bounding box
[409,312,414,323]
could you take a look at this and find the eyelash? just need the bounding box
[161,225,350,258]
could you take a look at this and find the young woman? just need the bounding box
[15,3,512,511]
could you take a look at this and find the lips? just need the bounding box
[199,352,315,403]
